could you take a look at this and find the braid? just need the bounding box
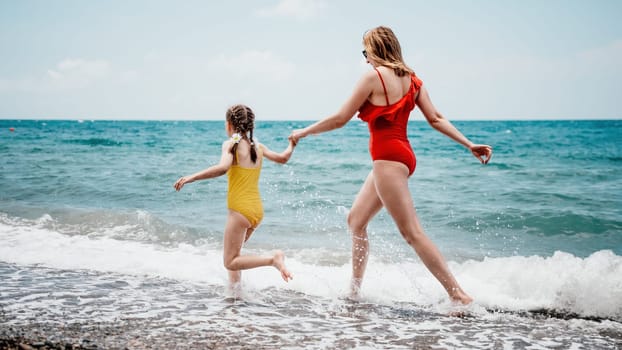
[245,106,258,163]
[249,129,257,163]
[226,106,239,158]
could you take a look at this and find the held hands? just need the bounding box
[288,129,306,146]
[470,144,493,164]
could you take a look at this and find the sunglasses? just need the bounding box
[362,50,367,58]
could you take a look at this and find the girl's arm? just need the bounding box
[260,139,296,164]
[416,86,493,164]
[173,141,234,191]
[289,71,376,143]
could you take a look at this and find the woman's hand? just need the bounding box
[470,144,493,164]
[173,176,191,191]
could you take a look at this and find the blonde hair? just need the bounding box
[226,104,257,163]
[363,26,414,77]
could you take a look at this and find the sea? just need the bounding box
[1,119,621,349]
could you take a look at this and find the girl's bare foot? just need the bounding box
[349,278,363,299]
[226,281,243,299]
[272,250,293,282]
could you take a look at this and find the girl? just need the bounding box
[174,104,295,287]
[289,26,493,304]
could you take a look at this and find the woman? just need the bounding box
[289,26,492,304]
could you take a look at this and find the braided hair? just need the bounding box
[226,104,258,163]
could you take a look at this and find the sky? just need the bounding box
[0,0,620,120]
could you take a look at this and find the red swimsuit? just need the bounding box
[358,68,423,176]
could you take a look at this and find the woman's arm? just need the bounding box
[260,139,296,164]
[290,71,376,143]
[416,86,493,164]
[173,141,234,191]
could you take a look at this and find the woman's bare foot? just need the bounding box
[449,288,473,305]
[272,250,293,282]
[442,288,473,317]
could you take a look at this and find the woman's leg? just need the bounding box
[223,210,292,282]
[372,161,472,304]
[347,171,384,295]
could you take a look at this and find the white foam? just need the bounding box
[0,216,225,284]
[1,215,621,320]
[456,251,622,318]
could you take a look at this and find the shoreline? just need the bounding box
[0,322,239,350]
[2,319,621,350]
[2,308,622,350]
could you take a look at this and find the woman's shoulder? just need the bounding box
[359,68,381,84]
[410,73,423,90]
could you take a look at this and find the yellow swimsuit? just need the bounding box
[227,148,264,227]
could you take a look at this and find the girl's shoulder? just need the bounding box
[221,139,236,152]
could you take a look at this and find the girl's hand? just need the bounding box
[470,144,493,164]
[289,137,297,147]
[173,176,190,191]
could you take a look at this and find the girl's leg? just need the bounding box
[223,210,292,282]
[372,161,472,304]
[228,270,242,285]
[347,171,384,295]
[227,270,242,297]
[227,223,254,287]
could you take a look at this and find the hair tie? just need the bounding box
[231,133,241,144]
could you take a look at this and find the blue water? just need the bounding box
[1,119,620,257]
[1,119,621,348]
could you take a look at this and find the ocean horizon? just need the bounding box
[2,117,620,122]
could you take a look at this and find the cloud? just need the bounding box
[0,58,115,93]
[576,39,622,75]
[255,0,326,20]
[407,39,622,118]
[207,50,296,82]
[46,58,111,89]
[411,38,622,86]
